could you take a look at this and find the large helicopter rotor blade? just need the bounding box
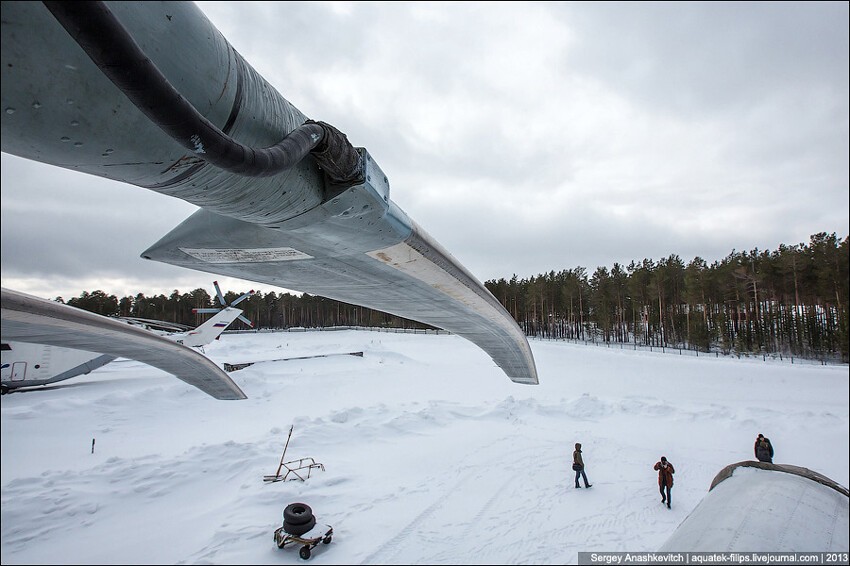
[213,281,227,307]
[230,289,255,307]
[193,308,222,314]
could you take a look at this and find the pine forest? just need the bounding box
[60,232,849,364]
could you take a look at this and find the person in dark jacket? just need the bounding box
[572,442,592,488]
[754,434,774,463]
[654,456,675,509]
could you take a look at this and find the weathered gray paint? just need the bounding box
[1,288,246,400]
[710,460,850,497]
[660,462,849,552]
[1,1,538,385]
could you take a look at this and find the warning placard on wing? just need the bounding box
[179,247,313,263]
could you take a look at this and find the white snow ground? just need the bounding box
[1,329,848,564]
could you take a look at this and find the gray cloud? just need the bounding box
[1,1,847,301]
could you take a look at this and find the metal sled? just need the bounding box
[263,425,325,483]
[274,524,333,560]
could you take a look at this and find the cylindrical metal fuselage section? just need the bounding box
[1,1,325,226]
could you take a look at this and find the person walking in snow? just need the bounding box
[572,442,592,488]
[654,456,675,509]
[754,433,774,463]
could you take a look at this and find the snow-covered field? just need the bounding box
[2,329,848,564]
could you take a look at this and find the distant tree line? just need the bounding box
[486,232,848,363]
[59,232,848,363]
[62,288,431,333]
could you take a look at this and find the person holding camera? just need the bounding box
[654,456,675,509]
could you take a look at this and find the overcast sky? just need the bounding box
[2,1,848,301]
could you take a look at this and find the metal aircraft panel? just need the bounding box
[142,183,537,383]
[1,1,538,386]
[1,288,246,400]
[660,462,849,552]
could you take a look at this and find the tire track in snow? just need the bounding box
[361,437,539,564]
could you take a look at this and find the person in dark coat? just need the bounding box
[572,442,592,488]
[654,456,675,509]
[754,434,774,463]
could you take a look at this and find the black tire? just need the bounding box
[283,516,316,536]
[322,535,332,544]
[284,503,313,525]
[299,545,311,560]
